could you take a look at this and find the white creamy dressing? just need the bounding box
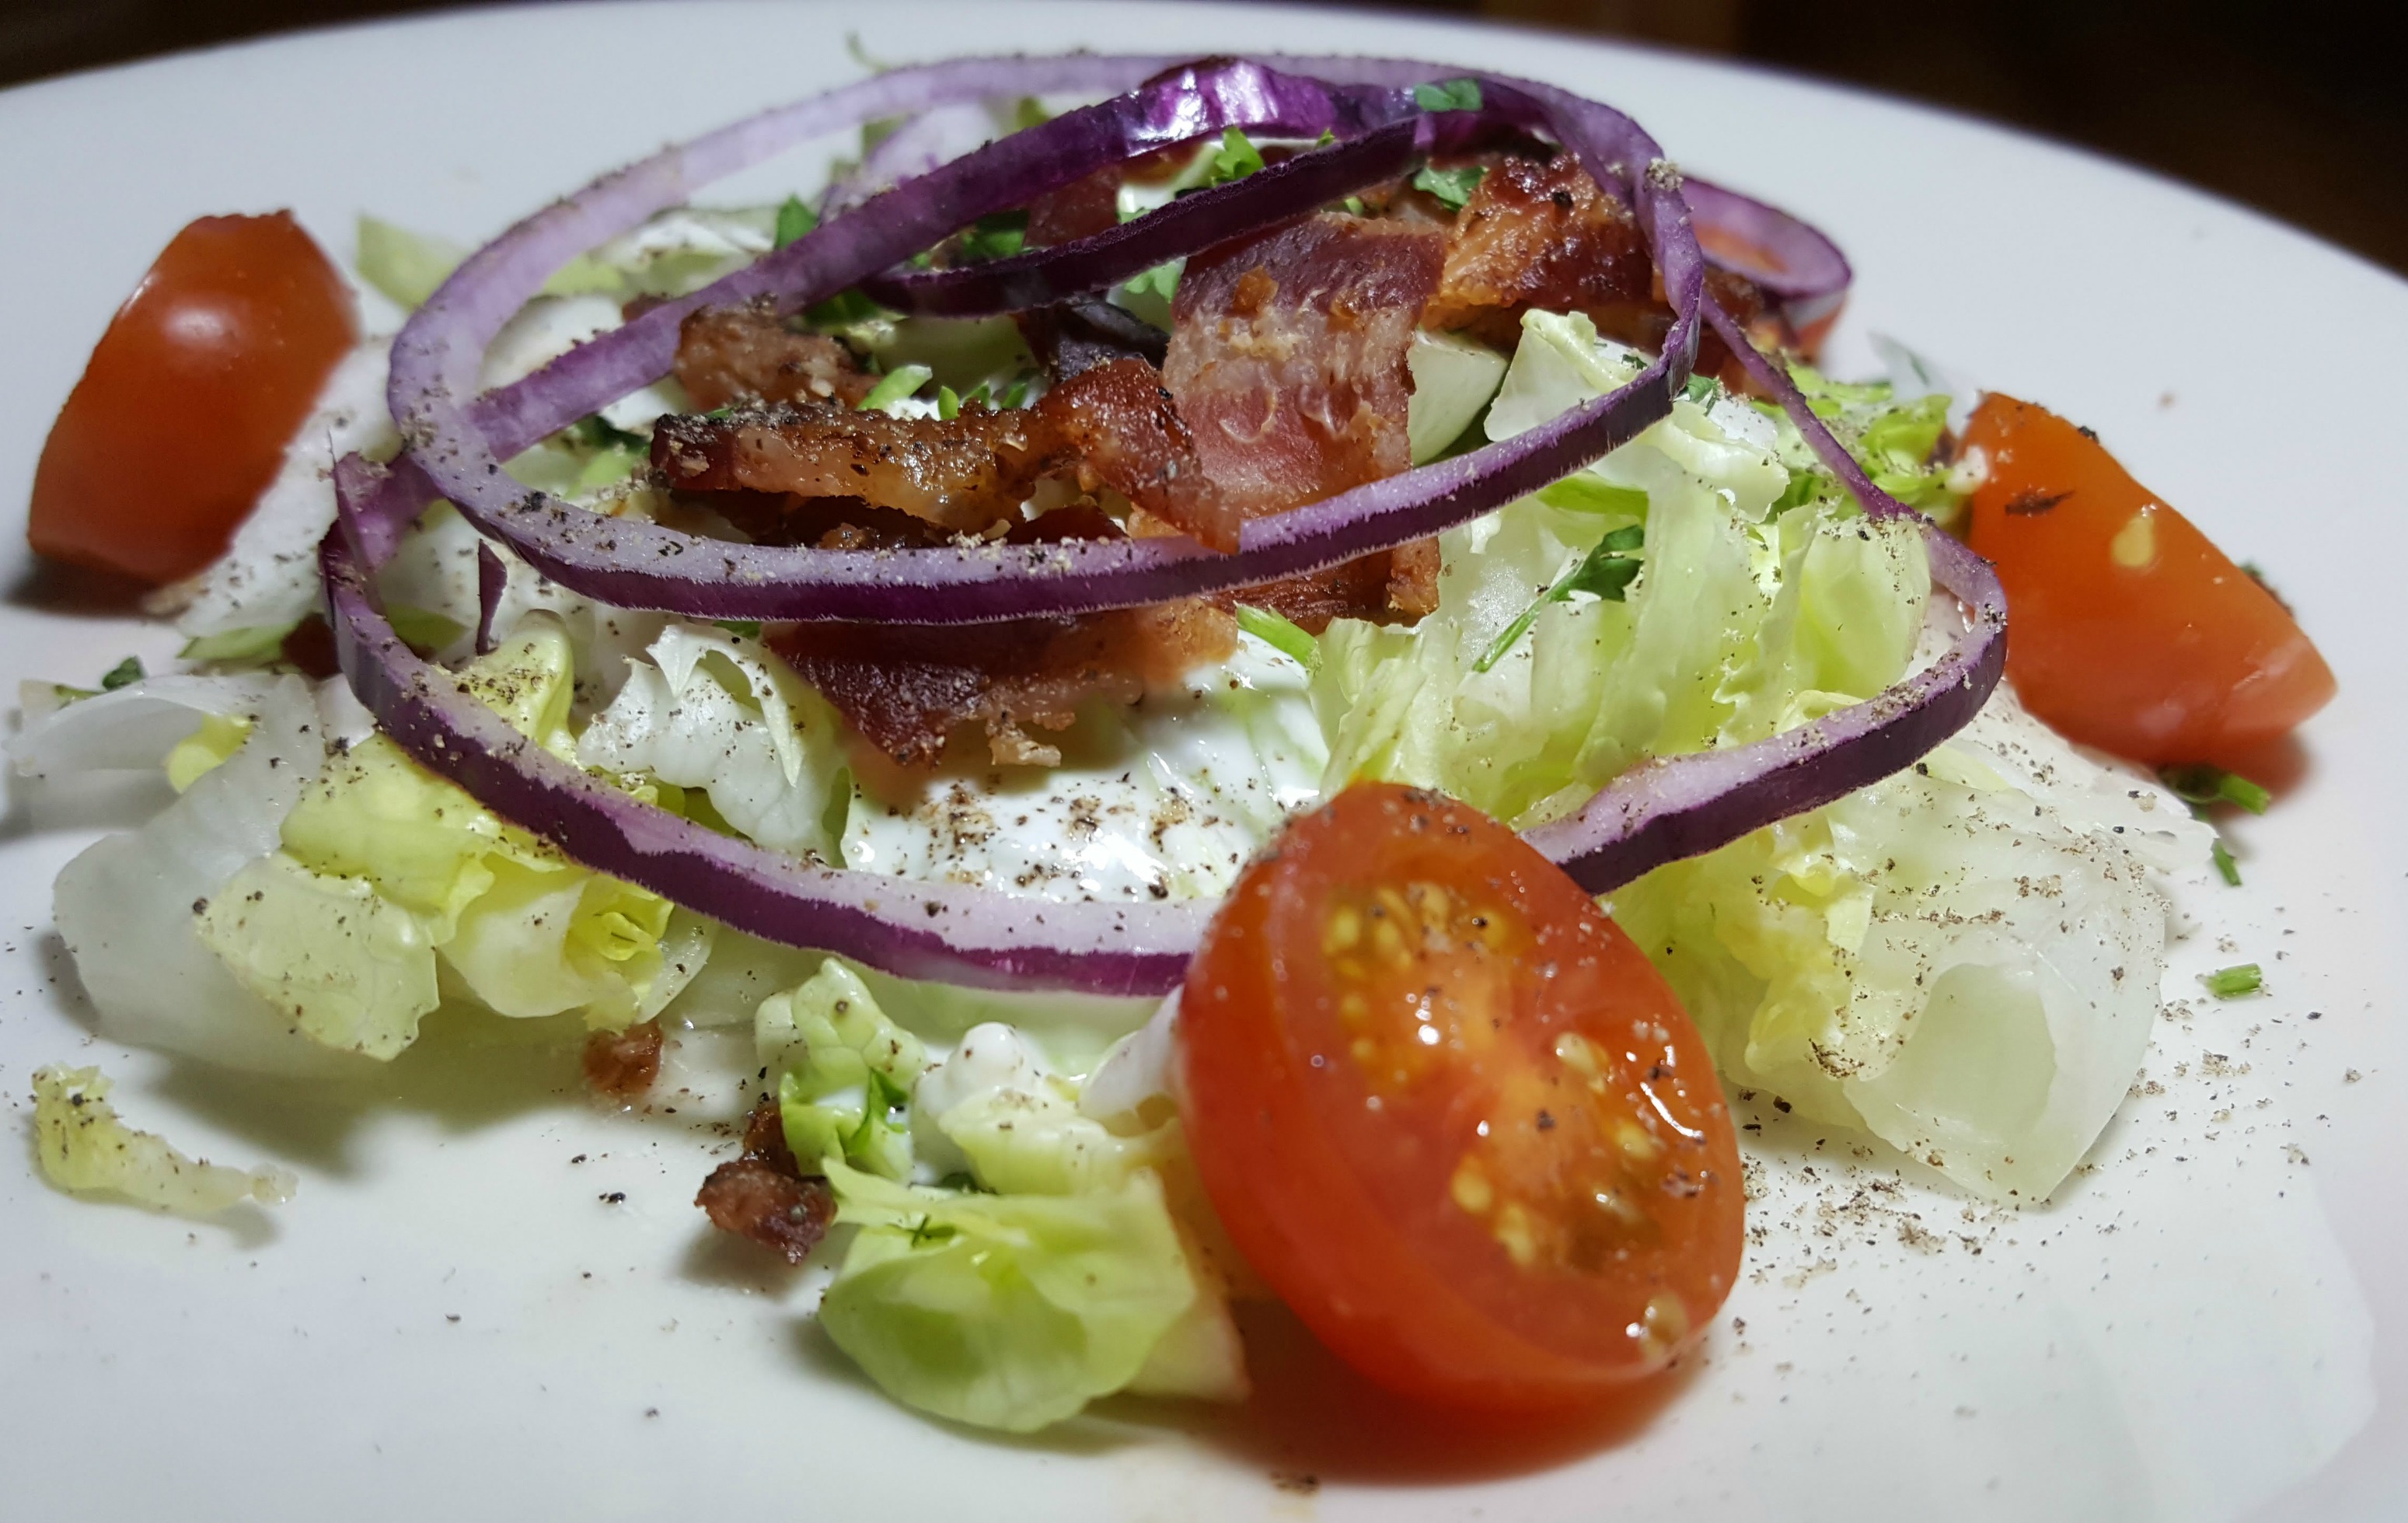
[839,632,1328,904]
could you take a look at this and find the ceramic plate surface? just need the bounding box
[1,4,2403,1518]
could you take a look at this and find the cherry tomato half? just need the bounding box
[1178,783,1743,1409]
[1963,393,2334,769]
[30,211,356,585]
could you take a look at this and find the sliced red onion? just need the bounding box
[322,54,1996,994]
[375,59,1697,623]
[474,540,504,656]
[1681,176,1852,336]
[858,115,1429,317]
[324,455,1206,996]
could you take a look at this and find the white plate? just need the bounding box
[2,4,2403,1518]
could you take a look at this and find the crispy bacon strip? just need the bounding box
[581,1018,663,1099]
[1163,211,1448,627]
[695,1093,834,1266]
[674,300,876,410]
[651,357,1223,542]
[771,597,1237,768]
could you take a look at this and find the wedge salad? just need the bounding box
[11,53,2335,1435]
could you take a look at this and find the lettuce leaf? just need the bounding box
[816,1157,1207,1433]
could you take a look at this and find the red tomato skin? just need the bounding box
[1962,394,2334,770]
[29,211,356,585]
[1178,784,1744,1411]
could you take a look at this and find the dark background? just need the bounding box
[3,0,2400,275]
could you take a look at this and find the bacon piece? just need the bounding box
[1423,153,1778,376]
[652,358,1224,543]
[1422,154,1658,350]
[582,1018,663,1099]
[771,597,1237,768]
[695,1093,833,1266]
[1164,212,1448,627]
[674,301,876,410]
[1017,299,1168,382]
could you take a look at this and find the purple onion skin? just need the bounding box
[321,54,2001,994]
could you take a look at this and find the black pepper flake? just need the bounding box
[600,1191,626,1204]
[2004,489,2071,516]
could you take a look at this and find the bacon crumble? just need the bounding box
[694,1093,835,1266]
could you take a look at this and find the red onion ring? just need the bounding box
[321,54,2002,996]
[372,58,1699,624]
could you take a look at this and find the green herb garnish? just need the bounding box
[1475,525,1645,674]
[1681,373,1721,405]
[857,364,935,413]
[1206,126,1265,186]
[714,620,763,640]
[1412,163,1488,211]
[2158,764,2271,816]
[99,657,143,691]
[936,385,961,421]
[773,194,818,250]
[2200,963,2263,999]
[1234,604,1320,669]
[2211,837,2242,887]
[1412,79,1485,114]
[999,376,1032,410]
[1124,260,1181,304]
[954,209,1028,264]
[567,414,646,453]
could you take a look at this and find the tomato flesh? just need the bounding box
[30,211,356,585]
[1963,393,2333,769]
[1178,784,1743,1409]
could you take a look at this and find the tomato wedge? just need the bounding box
[1963,393,2334,769]
[30,211,356,586]
[1178,783,1743,1409]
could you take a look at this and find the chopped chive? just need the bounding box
[1412,162,1487,211]
[1536,477,1649,517]
[1412,79,1485,114]
[773,194,817,250]
[2158,763,2270,815]
[857,364,934,413]
[2199,963,2263,999]
[2211,837,2241,886]
[99,656,144,691]
[1000,376,1032,410]
[958,381,992,411]
[936,384,961,421]
[1234,604,1320,669]
[954,209,1028,263]
[1342,194,1367,217]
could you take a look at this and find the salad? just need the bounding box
[10,52,2333,1437]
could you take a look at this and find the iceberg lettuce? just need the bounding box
[816,1157,1216,1433]
[763,962,927,1181]
[32,1066,295,1215]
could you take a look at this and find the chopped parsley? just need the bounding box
[1205,127,1264,187]
[1475,525,1645,673]
[1125,259,1181,305]
[1412,162,1488,212]
[857,364,935,413]
[773,194,818,250]
[2199,963,2263,1000]
[99,656,143,691]
[2158,763,2270,816]
[1681,373,1721,405]
[953,209,1028,264]
[1234,604,1320,669]
[1413,79,1485,114]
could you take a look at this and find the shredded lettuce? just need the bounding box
[33,1066,295,1214]
[763,962,927,1181]
[1317,309,1927,829]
